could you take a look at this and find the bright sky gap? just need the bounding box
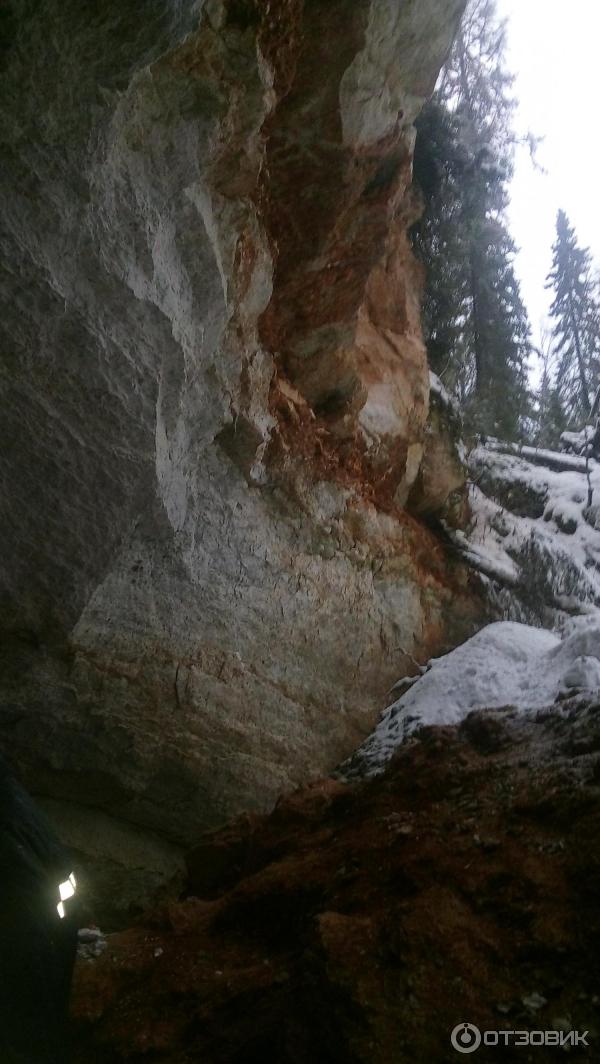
[499,0,600,362]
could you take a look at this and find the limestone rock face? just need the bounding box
[0,0,474,919]
[408,373,468,525]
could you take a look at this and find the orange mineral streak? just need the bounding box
[250,0,432,502]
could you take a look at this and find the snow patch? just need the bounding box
[341,619,600,778]
[560,426,596,456]
[429,371,460,417]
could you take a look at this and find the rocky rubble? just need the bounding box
[77,927,108,962]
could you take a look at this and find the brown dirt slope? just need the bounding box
[72,699,600,1063]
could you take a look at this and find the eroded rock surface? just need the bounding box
[408,372,468,524]
[0,0,475,917]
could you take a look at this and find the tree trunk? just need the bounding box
[568,291,591,413]
[470,250,485,395]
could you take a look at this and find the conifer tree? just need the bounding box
[535,340,567,448]
[412,101,471,392]
[546,210,600,421]
[413,0,533,440]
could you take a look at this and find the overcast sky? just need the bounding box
[498,0,600,361]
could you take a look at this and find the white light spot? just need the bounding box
[57,901,65,919]
[69,872,76,889]
[59,879,75,901]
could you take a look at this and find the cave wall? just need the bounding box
[0,0,476,918]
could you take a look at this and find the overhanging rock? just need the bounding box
[0,0,474,921]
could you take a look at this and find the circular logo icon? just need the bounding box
[451,1023,482,1054]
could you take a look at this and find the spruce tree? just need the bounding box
[535,344,567,449]
[412,101,471,393]
[465,215,531,439]
[546,210,600,421]
[412,0,533,440]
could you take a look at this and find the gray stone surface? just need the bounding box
[0,0,473,920]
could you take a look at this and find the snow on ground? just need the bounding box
[341,618,600,778]
[483,437,589,472]
[458,443,600,616]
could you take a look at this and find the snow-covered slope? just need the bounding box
[341,438,600,779]
[340,617,600,778]
[460,442,600,620]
